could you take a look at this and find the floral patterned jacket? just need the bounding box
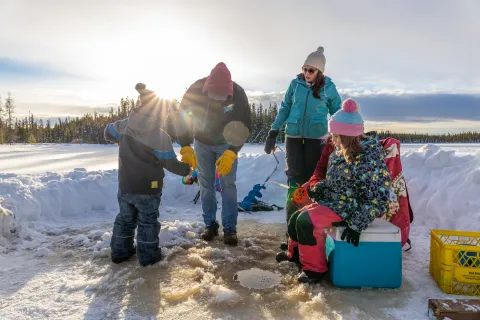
[311,137,391,232]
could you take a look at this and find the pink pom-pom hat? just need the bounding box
[328,98,364,136]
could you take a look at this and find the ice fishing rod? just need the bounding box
[267,180,309,205]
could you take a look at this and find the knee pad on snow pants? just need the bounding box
[288,210,317,246]
[290,204,344,273]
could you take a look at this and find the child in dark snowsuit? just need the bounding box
[278,98,391,284]
[104,83,191,266]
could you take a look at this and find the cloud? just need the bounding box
[0,57,85,80]
[246,91,480,123]
[2,1,480,96]
[1,0,479,135]
[246,92,286,106]
[364,119,480,134]
[349,93,480,122]
[13,102,115,119]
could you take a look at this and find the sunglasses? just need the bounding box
[302,67,318,74]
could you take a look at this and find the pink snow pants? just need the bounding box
[287,200,343,273]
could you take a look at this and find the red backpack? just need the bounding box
[381,137,413,249]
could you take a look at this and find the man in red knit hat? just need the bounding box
[169,62,251,246]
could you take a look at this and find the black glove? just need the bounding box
[309,184,324,202]
[332,221,360,247]
[306,187,315,200]
[264,130,279,154]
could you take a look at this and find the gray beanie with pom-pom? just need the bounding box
[304,47,326,73]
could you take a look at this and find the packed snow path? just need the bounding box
[1,143,479,319]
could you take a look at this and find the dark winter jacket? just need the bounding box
[168,78,251,153]
[104,92,190,195]
[310,137,391,232]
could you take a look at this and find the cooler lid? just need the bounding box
[333,219,401,243]
[360,219,400,234]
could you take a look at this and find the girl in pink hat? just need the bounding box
[276,98,392,284]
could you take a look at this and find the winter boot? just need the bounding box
[112,254,134,264]
[279,242,288,251]
[275,251,290,263]
[201,227,218,241]
[275,246,300,264]
[111,247,136,264]
[139,251,163,267]
[297,270,326,284]
[223,231,238,246]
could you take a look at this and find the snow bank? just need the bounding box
[402,144,480,232]
[0,203,15,252]
[0,144,479,251]
[0,203,15,236]
[0,168,118,223]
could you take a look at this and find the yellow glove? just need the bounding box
[215,150,237,176]
[180,146,198,170]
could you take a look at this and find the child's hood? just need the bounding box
[361,137,384,159]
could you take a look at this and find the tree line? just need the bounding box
[0,93,479,144]
[0,94,142,144]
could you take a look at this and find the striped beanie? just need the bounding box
[328,98,364,136]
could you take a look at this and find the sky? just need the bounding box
[0,0,479,133]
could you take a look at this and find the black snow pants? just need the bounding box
[284,137,324,223]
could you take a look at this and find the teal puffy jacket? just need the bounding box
[271,75,341,138]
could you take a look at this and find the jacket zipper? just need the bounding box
[301,89,309,138]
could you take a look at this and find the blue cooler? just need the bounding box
[328,219,402,288]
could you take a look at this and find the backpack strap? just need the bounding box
[405,185,414,223]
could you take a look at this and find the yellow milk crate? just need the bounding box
[430,229,480,296]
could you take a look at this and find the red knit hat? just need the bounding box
[202,62,233,96]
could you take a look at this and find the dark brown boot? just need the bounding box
[223,231,238,246]
[201,227,218,241]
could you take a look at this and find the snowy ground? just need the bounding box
[1,143,479,319]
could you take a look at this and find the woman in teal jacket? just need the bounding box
[265,47,342,221]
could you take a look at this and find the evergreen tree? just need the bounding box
[45,120,52,143]
[37,119,44,143]
[248,103,257,142]
[27,131,36,143]
[254,103,265,143]
[4,93,15,143]
[129,98,135,114]
[0,94,4,144]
